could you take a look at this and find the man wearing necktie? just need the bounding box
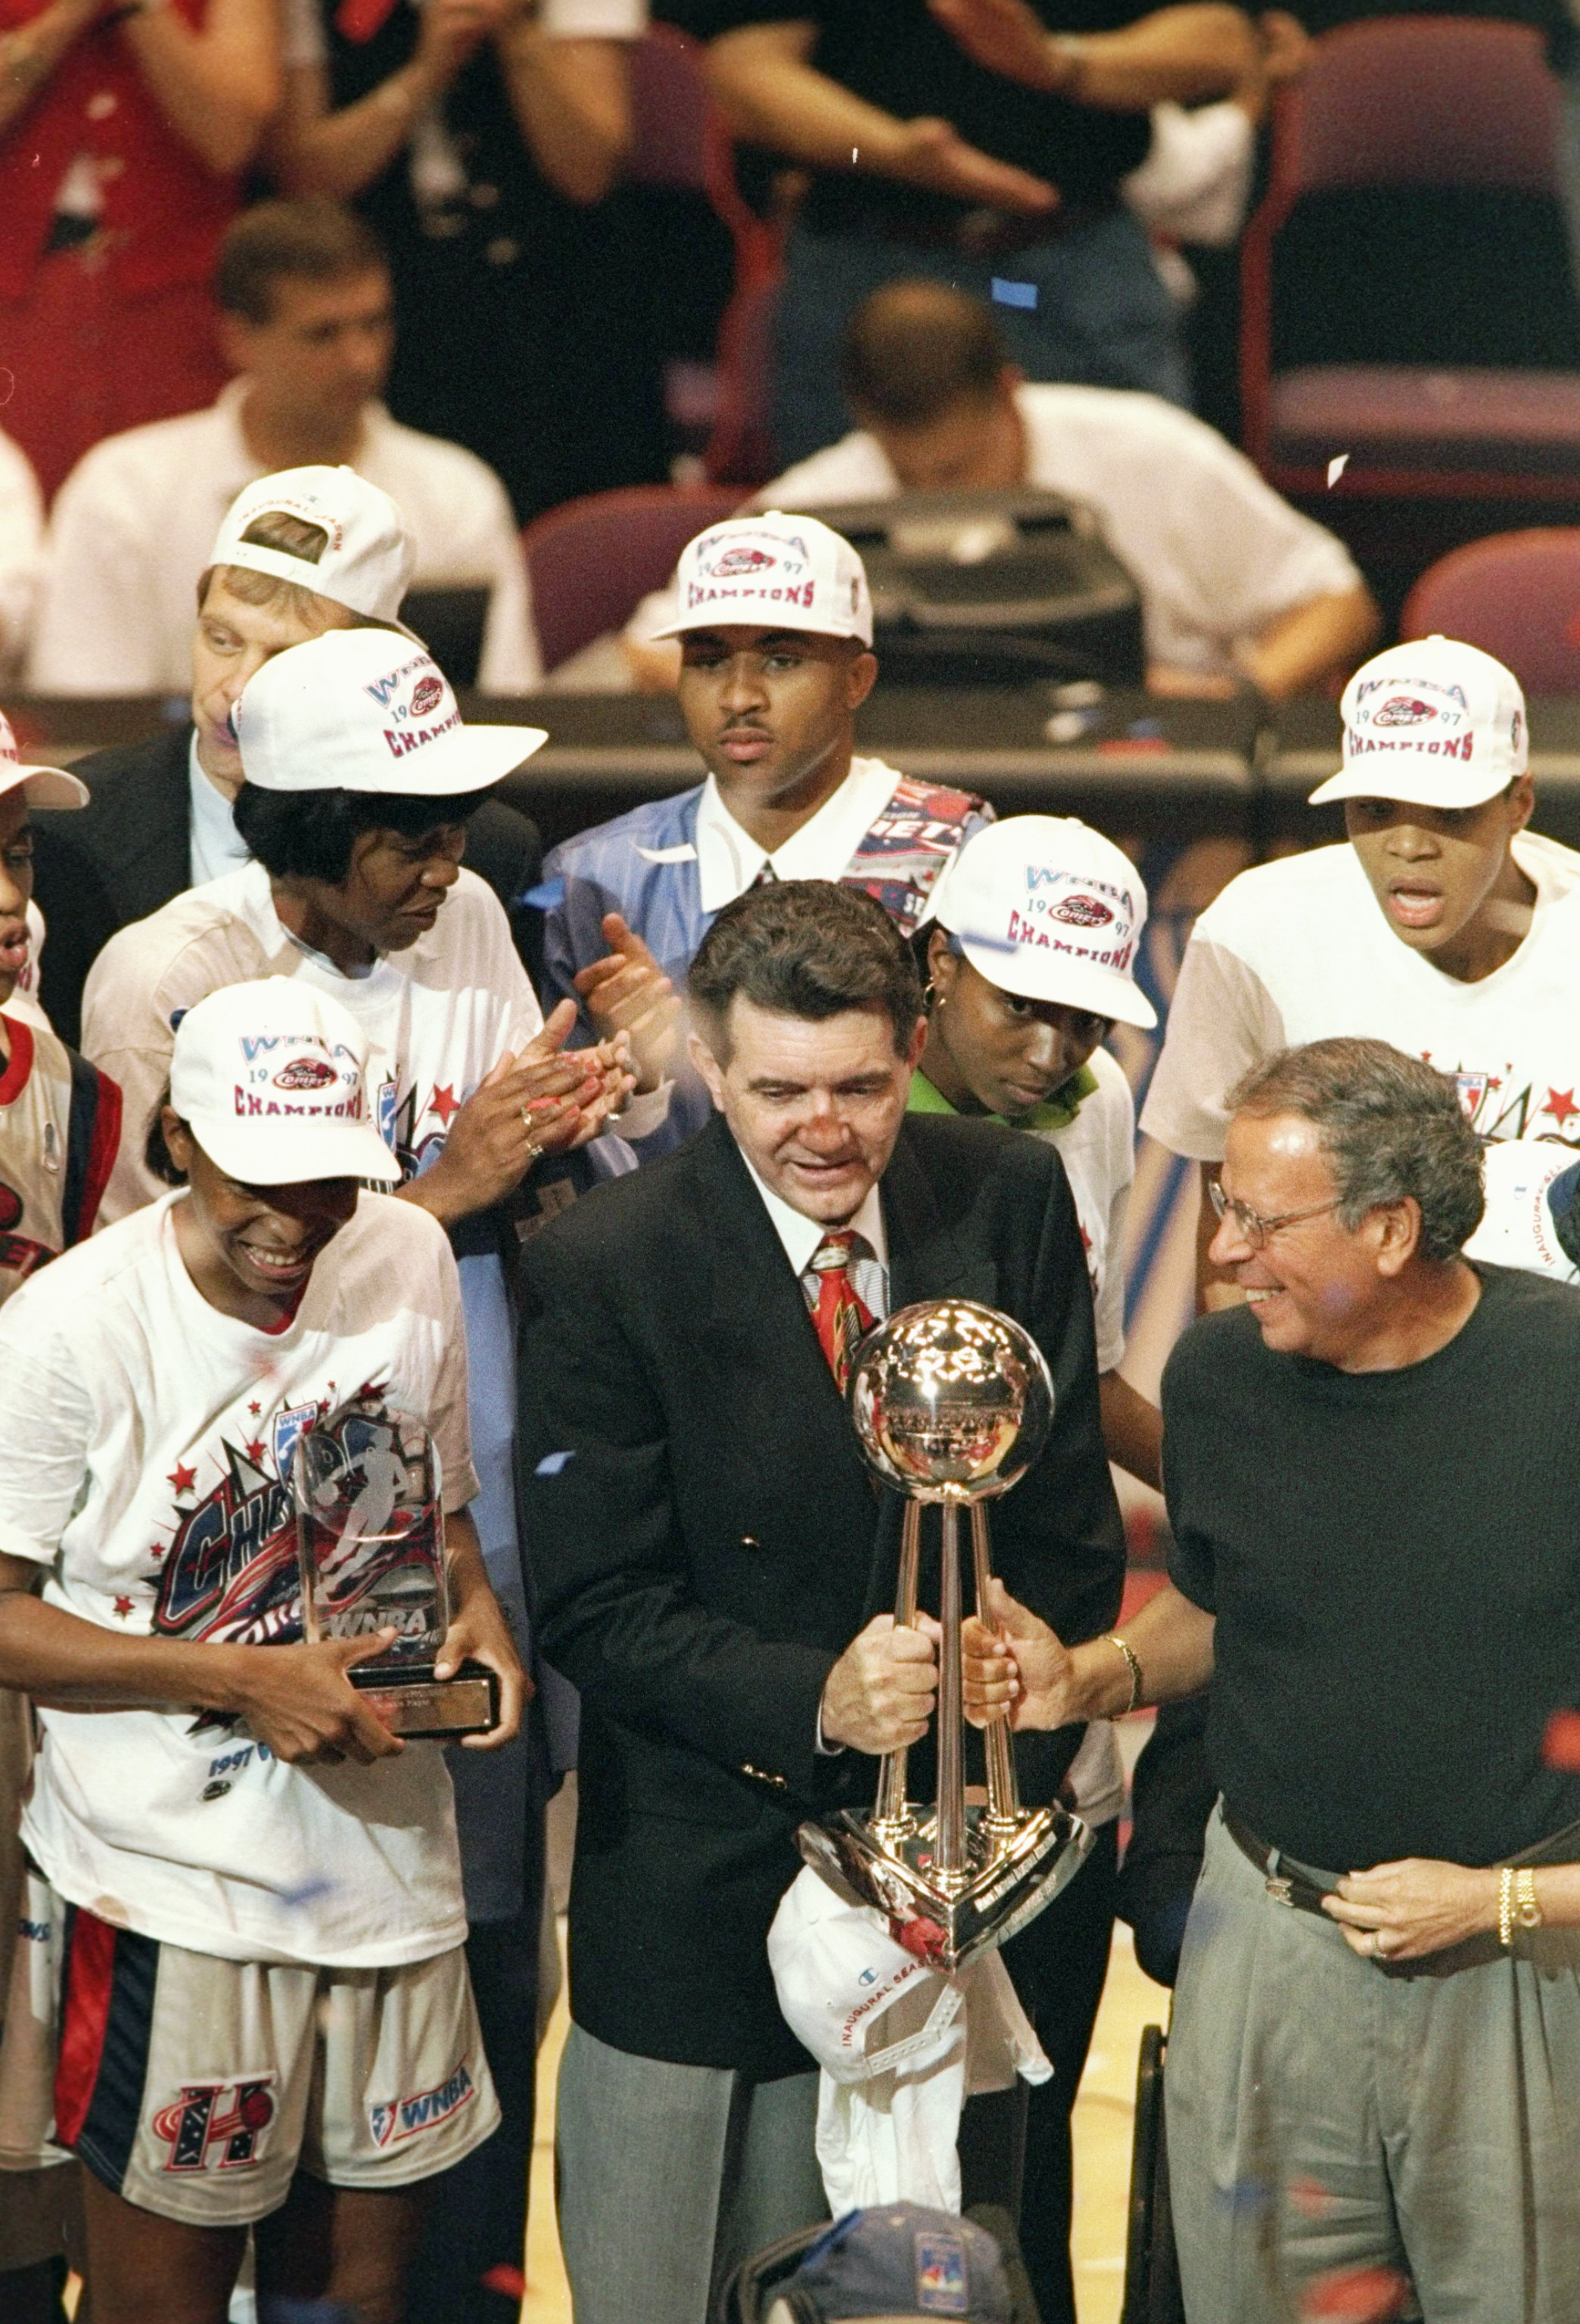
[518,878,1124,2324]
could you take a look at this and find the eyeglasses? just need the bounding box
[1207,1180,1341,1250]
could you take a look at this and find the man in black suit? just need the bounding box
[29,462,537,1045]
[518,879,1126,2324]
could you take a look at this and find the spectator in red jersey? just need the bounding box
[0,0,278,501]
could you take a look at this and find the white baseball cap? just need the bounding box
[234,629,546,797]
[928,815,1157,1030]
[1309,635,1528,810]
[651,511,874,645]
[1468,1137,1580,1281]
[0,712,88,810]
[209,466,418,630]
[170,981,400,1186]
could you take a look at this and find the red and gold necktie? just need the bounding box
[808,1231,876,1396]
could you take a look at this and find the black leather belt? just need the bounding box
[1223,1807,1342,1915]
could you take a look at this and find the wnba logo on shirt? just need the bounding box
[153,2077,276,2172]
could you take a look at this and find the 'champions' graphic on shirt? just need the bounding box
[1428,1057,1580,1145]
[150,1390,391,1647]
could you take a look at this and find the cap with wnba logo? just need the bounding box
[928,815,1157,1029]
[650,512,874,645]
[1308,635,1528,811]
[170,981,401,1185]
[233,629,546,796]
[210,465,418,631]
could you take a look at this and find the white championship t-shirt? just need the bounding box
[1143,832,1580,1163]
[81,861,543,1221]
[0,1190,479,1968]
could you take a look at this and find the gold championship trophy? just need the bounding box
[291,1394,499,1739]
[797,1300,1092,1973]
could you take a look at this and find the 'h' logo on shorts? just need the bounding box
[152,2077,277,2171]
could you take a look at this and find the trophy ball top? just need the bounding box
[848,1299,1054,1502]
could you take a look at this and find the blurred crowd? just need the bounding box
[1,0,1575,698]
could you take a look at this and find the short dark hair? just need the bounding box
[689,881,922,1060]
[216,198,387,325]
[232,783,494,886]
[1227,1037,1485,1263]
[145,1092,188,1187]
[841,281,1011,430]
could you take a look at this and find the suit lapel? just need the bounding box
[692,1116,851,1419]
[120,730,196,919]
[883,1119,998,1313]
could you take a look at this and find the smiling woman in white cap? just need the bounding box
[28,461,543,1050]
[1143,633,1580,1306]
[0,977,524,2324]
[910,811,1158,2324]
[537,509,990,1161]
[77,625,633,2323]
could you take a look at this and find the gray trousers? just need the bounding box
[555,2022,826,2324]
[1167,1803,1580,2324]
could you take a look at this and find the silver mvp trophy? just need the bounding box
[291,1393,499,1738]
[797,1299,1092,1973]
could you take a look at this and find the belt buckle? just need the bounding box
[1266,1872,1295,1908]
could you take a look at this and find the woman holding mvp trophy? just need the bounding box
[0,982,524,2324]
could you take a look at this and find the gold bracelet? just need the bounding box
[1514,1866,1544,1931]
[1105,1631,1143,1716]
[1498,1865,1514,1947]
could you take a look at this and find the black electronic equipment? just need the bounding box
[810,489,1146,687]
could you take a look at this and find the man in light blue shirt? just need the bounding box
[537,511,990,1158]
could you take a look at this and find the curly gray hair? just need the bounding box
[1227,1037,1485,1263]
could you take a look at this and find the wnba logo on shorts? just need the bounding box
[369,2060,475,2147]
[152,2077,277,2172]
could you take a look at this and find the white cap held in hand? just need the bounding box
[170,981,401,1186]
[210,465,418,629]
[1310,634,1528,811]
[652,511,873,645]
[234,629,546,797]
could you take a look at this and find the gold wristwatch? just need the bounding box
[1514,1867,1544,1932]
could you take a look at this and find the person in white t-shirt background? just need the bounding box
[1143,634,1580,1306]
[540,511,989,1157]
[615,281,1378,702]
[27,196,543,701]
[904,812,1159,2324]
[0,980,525,2324]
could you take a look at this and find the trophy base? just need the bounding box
[796,1800,1093,1974]
[350,1661,500,1739]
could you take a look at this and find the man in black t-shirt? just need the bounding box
[963,1036,1580,2322]
[669,0,1258,460]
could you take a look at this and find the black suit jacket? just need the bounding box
[30,728,543,1047]
[517,1110,1126,2080]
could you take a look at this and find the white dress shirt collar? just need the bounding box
[740,1150,888,1281]
[694,757,901,914]
[187,734,251,888]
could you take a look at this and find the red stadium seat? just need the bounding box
[1401,529,1580,690]
[628,23,785,479]
[1240,19,1580,498]
[521,483,742,672]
